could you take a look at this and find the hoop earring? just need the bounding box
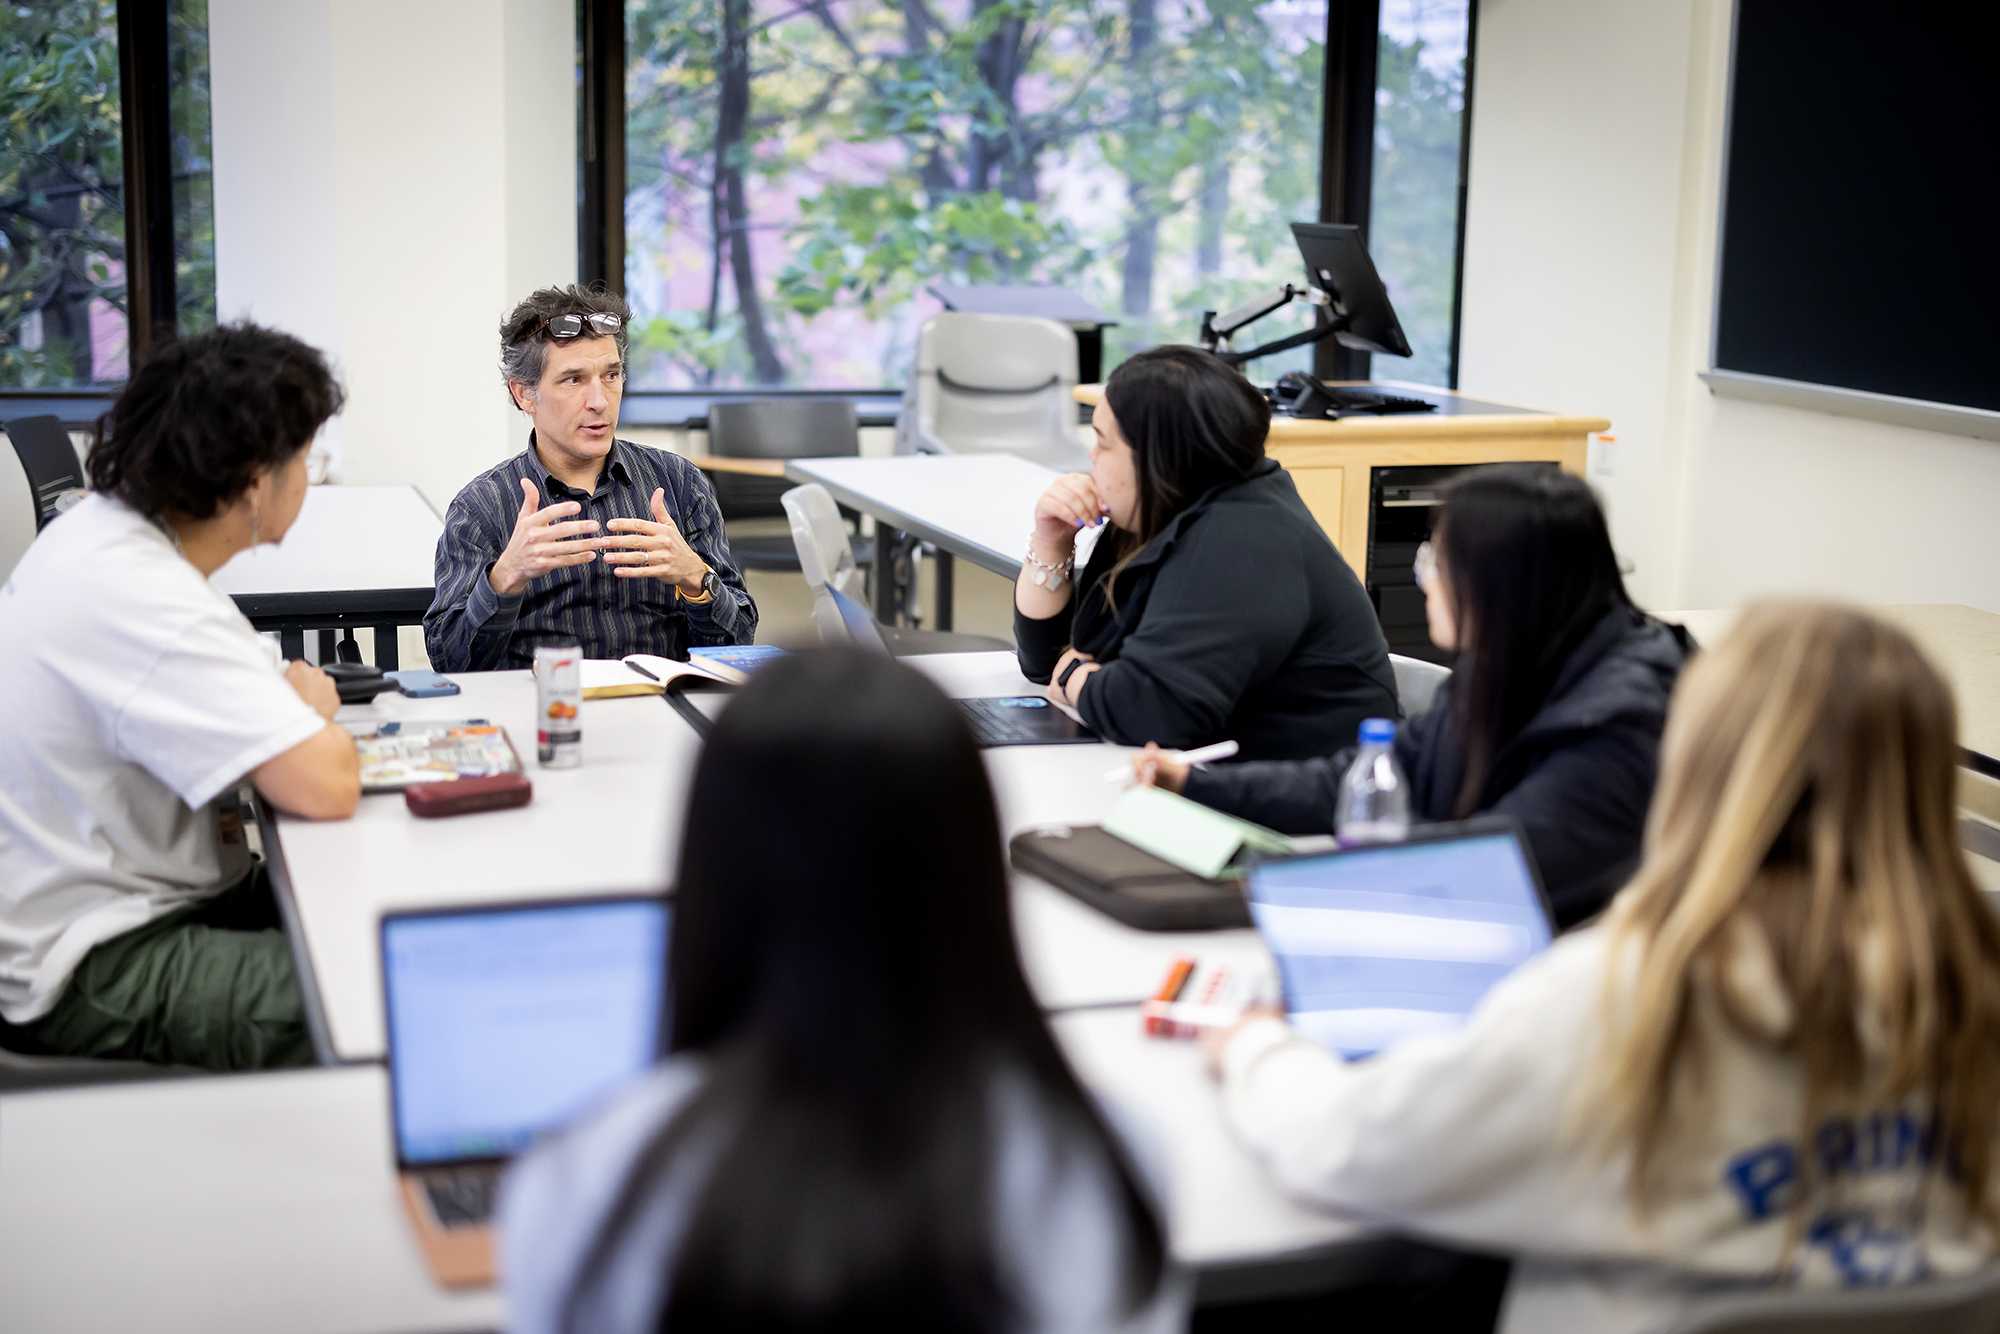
[250,495,261,550]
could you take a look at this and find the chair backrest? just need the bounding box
[782,483,862,599]
[704,400,857,522]
[1658,1265,2000,1334]
[706,399,860,460]
[898,313,1087,470]
[4,415,87,531]
[1390,653,1451,716]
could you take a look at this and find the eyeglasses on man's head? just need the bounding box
[532,312,622,341]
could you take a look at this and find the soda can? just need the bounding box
[533,642,582,768]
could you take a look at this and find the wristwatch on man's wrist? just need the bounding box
[677,568,720,605]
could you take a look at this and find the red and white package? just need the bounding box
[1140,955,1271,1039]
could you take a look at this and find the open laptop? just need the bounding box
[813,583,1098,747]
[1246,818,1553,1058]
[381,895,670,1288]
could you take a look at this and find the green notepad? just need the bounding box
[1100,785,1297,880]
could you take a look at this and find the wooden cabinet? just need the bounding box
[1076,382,1604,577]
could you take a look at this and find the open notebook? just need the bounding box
[580,654,750,699]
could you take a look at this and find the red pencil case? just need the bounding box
[404,773,533,818]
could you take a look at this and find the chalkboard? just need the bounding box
[1715,1,2000,413]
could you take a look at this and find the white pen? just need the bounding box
[1103,739,1240,783]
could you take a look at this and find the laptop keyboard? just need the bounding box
[421,1167,499,1229]
[957,697,1088,746]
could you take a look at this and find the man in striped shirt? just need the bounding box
[425,286,757,671]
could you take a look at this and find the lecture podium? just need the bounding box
[1073,381,1607,581]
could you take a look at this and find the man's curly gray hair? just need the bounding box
[498,284,633,406]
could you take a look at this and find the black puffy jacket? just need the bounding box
[1016,459,1399,762]
[1183,606,1694,928]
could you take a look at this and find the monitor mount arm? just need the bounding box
[1198,284,1346,368]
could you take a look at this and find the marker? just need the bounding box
[1104,739,1240,783]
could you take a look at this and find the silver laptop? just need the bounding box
[381,895,670,1287]
[814,584,1096,747]
[1247,818,1553,1058]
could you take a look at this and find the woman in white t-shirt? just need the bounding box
[1209,603,2000,1333]
[0,322,361,1070]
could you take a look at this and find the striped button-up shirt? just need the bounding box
[424,435,757,671]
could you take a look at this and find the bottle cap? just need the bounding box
[1359,717,1396,745]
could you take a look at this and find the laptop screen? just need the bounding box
[1247,829,1551,1059]
[824,585,892,655]
[383,898,670,1167]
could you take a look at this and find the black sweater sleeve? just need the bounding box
[1073,511,1310,749]
[1014,596,1075,685]
[1181,753,1349,836]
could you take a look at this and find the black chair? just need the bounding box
[4,414,88,531]
[0,1028,204,1093]
[704,399,871,575]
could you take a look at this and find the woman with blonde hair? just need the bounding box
[1210,602,2000,1333]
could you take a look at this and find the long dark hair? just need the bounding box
[1094,346,1268,612]
[1436,465,1631,816]
[563,649,1166,1332]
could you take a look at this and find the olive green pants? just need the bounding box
[24,864,314,1071]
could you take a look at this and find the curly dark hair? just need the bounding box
[498,283,633,406]
[87,322,344,520]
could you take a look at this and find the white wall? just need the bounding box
[210,0,576,512]
[1457,0,2000,615]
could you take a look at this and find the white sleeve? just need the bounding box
[112,609,328,810]
[1218,929,1645,1259]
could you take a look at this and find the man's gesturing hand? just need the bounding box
[602,488,709,592]
[489,477,605,598]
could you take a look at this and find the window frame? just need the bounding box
[0,0,186,422]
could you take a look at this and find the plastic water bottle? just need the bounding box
[1335,718,1410,845]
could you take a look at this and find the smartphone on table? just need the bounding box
[386,670,461,698]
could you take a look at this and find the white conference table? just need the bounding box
[211,484,442,667]
[271,651,1271,1063]
[783,454,1061,628]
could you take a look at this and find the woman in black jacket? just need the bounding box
[1016,346,1398,762]
[1139,465,1693,929]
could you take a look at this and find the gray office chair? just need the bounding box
[1390,653,1451,716]
[894,313,1089,470]
[1658,1264,2000,1334]
[783,484,1010,655]
[4,414,88,531]
[704,399,870,575]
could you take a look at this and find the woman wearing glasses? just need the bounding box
[1139,465,1691,929]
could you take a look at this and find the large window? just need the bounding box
[609,0,1471,391]
[623,0,1330,390]
[1367,0,1470,388]
[0,0,215,390]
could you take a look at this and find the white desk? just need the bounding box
[0,1068,504,1334]
[274,651,1274,1052]
[0,1015,1359,1333]
[783,454,1060,627]
[269,673,701,1063]
[212,484,442,667]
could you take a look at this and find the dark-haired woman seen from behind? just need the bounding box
[1018,345,1398,761]
[500,648,1182,1334]
[1143,465,1692,928]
